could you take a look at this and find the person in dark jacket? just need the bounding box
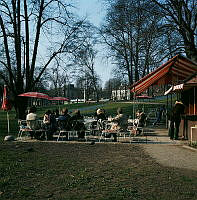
[96,109,107,121]
[70,109,85,139]
[95,109,107,131]
[169,101,185,140]
[58,108,71,130]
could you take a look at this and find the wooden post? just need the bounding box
[194,87,196,115]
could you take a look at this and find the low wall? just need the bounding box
[179,115,197,141]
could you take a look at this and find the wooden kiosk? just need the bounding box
[178,73,197,141]
[130,55,197,141]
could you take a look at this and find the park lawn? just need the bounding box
[1,101,197,199]
[0,142,197,200]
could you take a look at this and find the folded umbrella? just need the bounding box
[1,85,12,135]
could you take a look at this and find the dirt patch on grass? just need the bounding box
[0,142,197,200]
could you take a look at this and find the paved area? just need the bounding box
[141,126,197,171]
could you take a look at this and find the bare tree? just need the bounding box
[100,0,187,90]
[103,77,122,99]
[150,0,197,62]
[68,22,101,102]
[73,46,101,101]
[100,0,166,85]
[0,0,85,118]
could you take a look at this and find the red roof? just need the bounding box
[130,55,197,95]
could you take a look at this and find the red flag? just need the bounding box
[1,85,12,111]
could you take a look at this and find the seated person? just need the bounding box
[58,108,71,131]
[96,109,107,121]
[26,106,39,138]
[50,110,58,131]
[43,110,51,128]
[26,106,37,123]
[54,109,59,118]
[104,107,128,142]
[70,109,85,139]
[136,110,146,127]
[96,109,107,130]
[43,110,57,140]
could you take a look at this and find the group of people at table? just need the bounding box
[23,99,186,142]
[24,105,148,142]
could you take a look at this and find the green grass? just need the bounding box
[1,100,197,200]
[1,143,197,200]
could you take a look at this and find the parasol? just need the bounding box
[49,96,69,112]
[18,92,50,99]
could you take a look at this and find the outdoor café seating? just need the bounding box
[18,119,48,140]
[17,114,149,143]
[18,120,34,139]
[56,119,85,141]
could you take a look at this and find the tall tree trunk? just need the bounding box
[15,97,28,119]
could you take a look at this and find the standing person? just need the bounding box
[169,101,185,140]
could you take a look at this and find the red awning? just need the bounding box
[130,55,197,95]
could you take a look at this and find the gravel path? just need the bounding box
[142,127,197,171]
[143,144,197,171]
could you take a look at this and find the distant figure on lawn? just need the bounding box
[153,105,166,126]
